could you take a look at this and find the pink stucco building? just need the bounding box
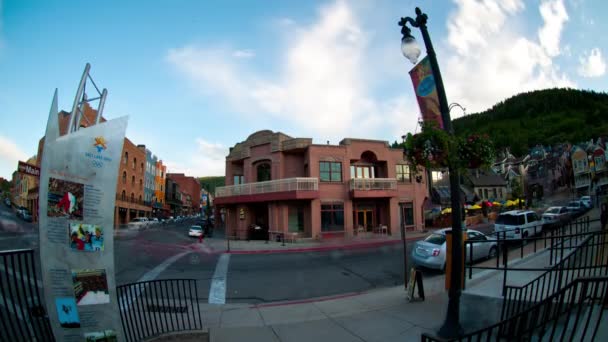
[215,130,428,240]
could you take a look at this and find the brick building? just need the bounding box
[154,160,168,217]
[215,130,428,240]
[166,173,201,215]
[114,138,150,226]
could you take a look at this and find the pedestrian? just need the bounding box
[198,231,204,243]
[601,202,607,231]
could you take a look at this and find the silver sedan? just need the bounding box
[412,228,498,272]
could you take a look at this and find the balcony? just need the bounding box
[215,177,319,204]
[349,178,398,198]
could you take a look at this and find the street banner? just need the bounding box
[39,89,127,341]
[409,56,444,129]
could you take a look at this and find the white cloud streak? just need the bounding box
[167,0,417,143]
[233,49,255,58]
[0,135,28,177]
[164,138,228,177]
[578,48,606,77]
[443,0,574,114]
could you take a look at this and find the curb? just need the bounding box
[226,236,426,255]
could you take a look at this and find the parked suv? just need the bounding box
[566,200,586,218]
[494,210,543,240]
[579,196,592,209]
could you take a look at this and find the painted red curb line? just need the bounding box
[227,235,425,255]
[250,291,365,309]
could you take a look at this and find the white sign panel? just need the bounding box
[39,90,127,341]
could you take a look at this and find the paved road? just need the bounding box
[1,204,442,304]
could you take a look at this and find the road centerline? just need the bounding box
[209,253,230,304]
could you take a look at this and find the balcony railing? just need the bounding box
[216,177,318,198]
[349,178,397,191]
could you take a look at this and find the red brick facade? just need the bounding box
[166,173,201,215]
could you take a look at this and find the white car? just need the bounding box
[412,228,498,271]
[542,206,570,226]
[188,225,203,237]
[579,196,592,209]
[128,217,149,227]
[494,210,543,240]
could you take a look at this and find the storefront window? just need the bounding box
[321,204,344,231]
[402,202,414,226]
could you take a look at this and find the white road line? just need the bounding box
[119,250,191,310]
[209,253,230,304]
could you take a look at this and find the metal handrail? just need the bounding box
[215,177,318,198]
[349,178,397,190]
[422,276,608,341]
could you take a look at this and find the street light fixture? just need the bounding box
[399,7,464,338]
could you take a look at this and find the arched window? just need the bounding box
[141,162,144,173]
[132,176,135,186]
[122,171,127,184]
[256,163,271,182]
[139,179,143,189]
[131,193,134,202]
[139,195,142,203]
[121,190,126,201]
[124,152,128,164]
[133,158,137,170]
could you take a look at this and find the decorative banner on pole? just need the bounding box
[39,89,127,341]
[409,56,444,129]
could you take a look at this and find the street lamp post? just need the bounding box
[399,7,464,338]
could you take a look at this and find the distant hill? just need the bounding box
[199,176,225,195]
[452,88,608,156]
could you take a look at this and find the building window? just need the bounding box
[133,158,136,170]
[320,162,342,182]
[401,202,414,226]
[122,171,127,184]
[499,188,503,199]
[141,162,144,173]
[321,204,344,231]
[139,195,142,203]
[257,163,271,182]
[431,171,443,182]
[132,176,135,186]
[233,175,244,185]
[483,188,488,199]
[396,164,411,182]
[121,190,126,201]
[350,165,374,179]
[140,179,143,189]
[124,152,128,164]
[492,188,497,199]
[131,193,134,202]
[288,205,305,232]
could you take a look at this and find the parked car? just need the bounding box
[412,228,498,272]
[541,206,570,227]
[149,217,159,224]
[579,196,592,209]
[188,225,203,237]
[566,200,586,218]
[128,217,149,228]
[494,210,543,240]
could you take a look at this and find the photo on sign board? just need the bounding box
[55,297,80,328]
[84,329,117,342]
[72,269,110,306]
[47,177,84,220]
[69,223,104,252]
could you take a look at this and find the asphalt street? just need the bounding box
[0,203,445,305]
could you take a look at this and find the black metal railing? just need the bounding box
[117,279,203,342]
[421,276,608,341]
[463,216,592,291]
[501,229,608,320]
[0,249,54,342]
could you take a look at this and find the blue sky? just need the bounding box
[1,0,606,179]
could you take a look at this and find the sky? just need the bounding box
[0,0,606,179]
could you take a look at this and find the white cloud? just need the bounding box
[165,138,228,177]
[233,49,255,58]
[578,48,606,77]
[167,0,417,143]
[0,135,28,178]
[538,0,569,57]
[443,0,574,114]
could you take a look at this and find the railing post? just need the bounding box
[503,231,508,297]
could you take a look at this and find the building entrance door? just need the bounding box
[355,209,375,232]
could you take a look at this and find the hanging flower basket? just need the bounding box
[404,122,451,169]
[456,134,495,170]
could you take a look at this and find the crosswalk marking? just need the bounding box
[209,253,230,304]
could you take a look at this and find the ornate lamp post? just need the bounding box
[399,7,464,338]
